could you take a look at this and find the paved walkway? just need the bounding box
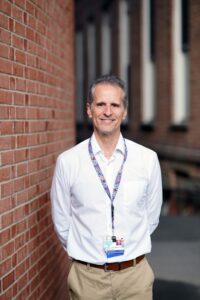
[148,215,200,300]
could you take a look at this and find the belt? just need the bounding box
[75,255,145,272]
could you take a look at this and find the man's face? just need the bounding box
[87,83,127,138]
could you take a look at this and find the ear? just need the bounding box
[86,102,92,119]
[123,108,127,120]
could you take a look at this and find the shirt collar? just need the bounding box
[90,133,125,157]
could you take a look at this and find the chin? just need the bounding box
[99,130,116,137]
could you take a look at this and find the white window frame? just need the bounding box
[75,31,84,123]
[119,0,130,85]
[101,12,111,75]
[141,0,155,124]
[172,0,189,125]
[87,22,96,85]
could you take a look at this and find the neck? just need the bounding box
[94,131,120,159]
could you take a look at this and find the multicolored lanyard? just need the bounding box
[88,137,128,236]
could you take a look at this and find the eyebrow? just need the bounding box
[95,100,121,105]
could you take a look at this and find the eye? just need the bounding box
[111,103,120,108]
[96,102,105,107]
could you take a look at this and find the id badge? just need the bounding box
[103,236,125,258]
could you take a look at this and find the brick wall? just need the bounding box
[0,0,75,299]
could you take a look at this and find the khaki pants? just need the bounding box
[67,257,154,300]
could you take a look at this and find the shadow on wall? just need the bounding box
[154,279,200,300]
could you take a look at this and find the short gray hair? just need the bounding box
[88,75,128,108]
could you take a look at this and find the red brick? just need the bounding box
[16,135,27,147]
[16,286,30,300]
[15,189,28,205]
[28,121,47,133]
[13,176,25,193]
[0,90,13,104]
[27,14,36,30]
[3,271,15,290]
[11,4,24,22]
[0,42,10,59]
[28,264,37,280]
[0,228,11,245]
[0,27,11,45]
[14,121,25,133]
[0,136,14,150]
[28,181,38,195]
[1,150,14,165]
[26,27,35,41]
[1,240,14,261]
[0,106,10,119]
[13,281,18,294]
[12,33,24,50]
[0,121,14,134]
[14,20,26,37]
[0,73,10,89]
[15,78,26,91]
[15,106,26,119]
[15,49,26,64]
[1,210,14,228]
[0,257,12,277]
[27,107,38,119]
[0,0,11,15]
[0,57,12,74]
[26,1,35,16]
[13,204,29,223]
[1,182,14,199]
[26,53,35,67]
[0,166,12,181]
[17,272,28,291]
[13,92,25,105]
[17,244,28,263]
[13,62,24,77]
[0,13,9,30]
[36,20,45,35]
[10,76,16,89]
[1,287,13,299]
[28,145,46,159]
[14,148,27,162]
[9,18,14,31]
[12,220,27,237]
[14,0,26,10]
[16,162,28,177]
[14,232,27,250]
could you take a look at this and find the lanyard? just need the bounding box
[88,137,127,236]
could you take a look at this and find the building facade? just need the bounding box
[75,0,200,214]
[0,0,75,299]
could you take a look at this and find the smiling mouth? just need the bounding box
[100,119,114,122]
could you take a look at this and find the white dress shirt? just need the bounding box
[51,134,162,264]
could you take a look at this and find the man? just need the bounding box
[51,75,162,300]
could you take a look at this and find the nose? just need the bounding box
[104,104,112,117]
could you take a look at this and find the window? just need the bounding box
[87,20,96,85]
[172,0,189,126]
[119,0,130,86]
[75,30,84,123]
[141,0,155,125]
[101,12,111,75]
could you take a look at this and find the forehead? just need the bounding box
[92,83,124,101]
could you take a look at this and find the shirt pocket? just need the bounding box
[123,180,148,209]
